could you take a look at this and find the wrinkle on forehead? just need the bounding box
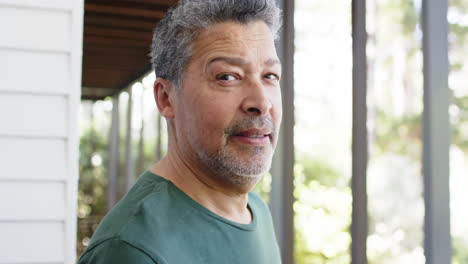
[191,21,281,71]
[207,56,281,69]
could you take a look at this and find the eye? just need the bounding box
[264,73,280,81]
[216,74,238,81]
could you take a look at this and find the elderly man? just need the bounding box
[78,0,283,263]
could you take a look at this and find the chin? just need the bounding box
[221,159,271,187]
[223,173,264,193]
[196,143,273,190]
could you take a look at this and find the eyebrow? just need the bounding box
[265,58,281,67]
[208,56,281,67]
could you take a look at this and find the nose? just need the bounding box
[241,79,272,116]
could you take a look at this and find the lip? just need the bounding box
[236,128,272,137]
[231,128,272,146]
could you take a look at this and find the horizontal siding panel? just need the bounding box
[0,0,72,10]
[0,50,70,94]
[0,6,71,52]
[0,138,67,181]
[0,263,63,264]
[0,222,64,263]
[0,94,68,137]
[0,182,65,220]
[0,263,62,264]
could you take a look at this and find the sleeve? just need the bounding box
[77,239,157,264]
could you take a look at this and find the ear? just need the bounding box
[154,78,175,118]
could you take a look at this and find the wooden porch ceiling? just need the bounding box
[81,0,178,100]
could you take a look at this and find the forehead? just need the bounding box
[190,20,278,64]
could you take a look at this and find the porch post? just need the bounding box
[107,95,120,210]
[421,0,451,262]
[351,0,368,263]
[270,0,295,263]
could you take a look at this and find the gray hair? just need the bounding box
[150,0,282,87]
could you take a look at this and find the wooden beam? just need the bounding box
[84,44,149,53]
[84,65,145,73]
[85,15,158,32]
[83,68,137,75]
[82,87,120,98]
[81,95,108,101]
[84,26,152,41]
[84,35,150,48]
[118,64,152,92]
[83,48,145,59]
[83,50,147,68]
[117,0,178,6]
[82,68,131,89]
[85,3,166,19]
[86,0,177,9]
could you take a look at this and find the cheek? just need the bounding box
[271,89,283,124]
[186,97,231,139]
[199,108,231,132]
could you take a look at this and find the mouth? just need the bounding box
[231,128,272,146]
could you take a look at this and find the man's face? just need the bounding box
[172,20,282,188]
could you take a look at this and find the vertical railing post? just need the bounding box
[271,0,295,263]
[125,87,134,191]
[351,0,368,263]
[155,113,162,161]
[107,95,120,210]
[422,0,451,263]
[138,80,146,175]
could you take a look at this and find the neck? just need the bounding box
[151,150,253,224]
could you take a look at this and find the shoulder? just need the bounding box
[89,172,173,240]
[77,238,161,264]
[82,172,178,261]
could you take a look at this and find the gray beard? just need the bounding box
[192,115,276,186]
[196,144,273,186]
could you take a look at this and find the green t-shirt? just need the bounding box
[77,171,281,264]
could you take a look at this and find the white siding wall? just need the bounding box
[0,0,83,263]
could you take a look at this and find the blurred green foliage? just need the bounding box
[77,128,108,256]
[294,157,351,264]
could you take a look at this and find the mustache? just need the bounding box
[224,116,276,136]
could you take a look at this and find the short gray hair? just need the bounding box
[150,0,282,87]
